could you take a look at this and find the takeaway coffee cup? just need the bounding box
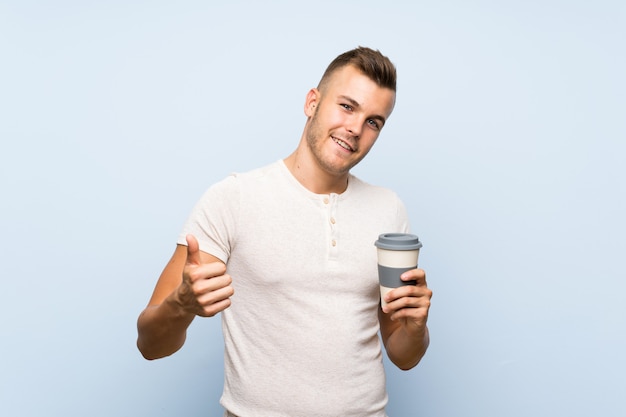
[375,233,423,309]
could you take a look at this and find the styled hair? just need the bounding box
[318,46,397,92]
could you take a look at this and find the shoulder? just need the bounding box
[346,174,408,218]
[205,160,282,192]
[348,174,403,202]
[226,160,284,183]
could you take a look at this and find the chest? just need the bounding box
[229,192,396,296]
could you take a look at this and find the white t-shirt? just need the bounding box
[179,160,410,417]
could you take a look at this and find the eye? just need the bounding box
[367,119,381,130]
[341,103,353,111]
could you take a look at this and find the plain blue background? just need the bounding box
[1,1,625,416]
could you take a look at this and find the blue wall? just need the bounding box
[1,1,624,416]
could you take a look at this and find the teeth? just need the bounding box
[333,137,353,151]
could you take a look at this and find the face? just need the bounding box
[304,65,396,177]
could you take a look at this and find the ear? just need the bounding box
[304,88,320,117]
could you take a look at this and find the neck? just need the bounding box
[284,149,349,195]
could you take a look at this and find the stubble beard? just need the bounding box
[305,111,358,177]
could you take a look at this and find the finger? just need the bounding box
[384,289,431,316]
[383,285,432,312]
[401,268,426,285]
[389,293,430,311]
[196,282,234,307]
[389,306,429,327]
[185,234,201,266]
[384,293,420,312]
[198,298,232,318]
[190,270,231,293]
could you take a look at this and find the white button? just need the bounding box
[331,240,337,247]
[330,217,336,224]
[323,197,329,204]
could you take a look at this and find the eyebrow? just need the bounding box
[339,95,387,126]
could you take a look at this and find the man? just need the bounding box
[137,46,432,417]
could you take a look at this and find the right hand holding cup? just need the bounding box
[375,233,422,310]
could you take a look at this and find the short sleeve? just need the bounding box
[176,174,240,263]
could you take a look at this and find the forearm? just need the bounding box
[384,324,430,371]
[136,293,196,360]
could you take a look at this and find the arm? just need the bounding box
[378,268,432,370]
[136,235,234,360]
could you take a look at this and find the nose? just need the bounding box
[346,115,363,139]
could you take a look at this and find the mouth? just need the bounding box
[332,136,355,152]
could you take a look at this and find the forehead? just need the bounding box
[322,65,396,118]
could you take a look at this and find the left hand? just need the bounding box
[381,268,432,332]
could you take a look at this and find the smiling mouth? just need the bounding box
[332,136,355,152]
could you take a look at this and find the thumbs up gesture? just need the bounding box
[175,234,234,317]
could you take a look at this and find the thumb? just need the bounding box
[185,234,201,266]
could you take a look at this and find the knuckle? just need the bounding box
[191,285,204,297]
[186,269,202,282]
[204,299,230,317]
[226,286,235,297]
[210,262,227,276]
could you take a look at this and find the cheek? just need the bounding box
[362,131,379,145]
[323,108,347,126]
